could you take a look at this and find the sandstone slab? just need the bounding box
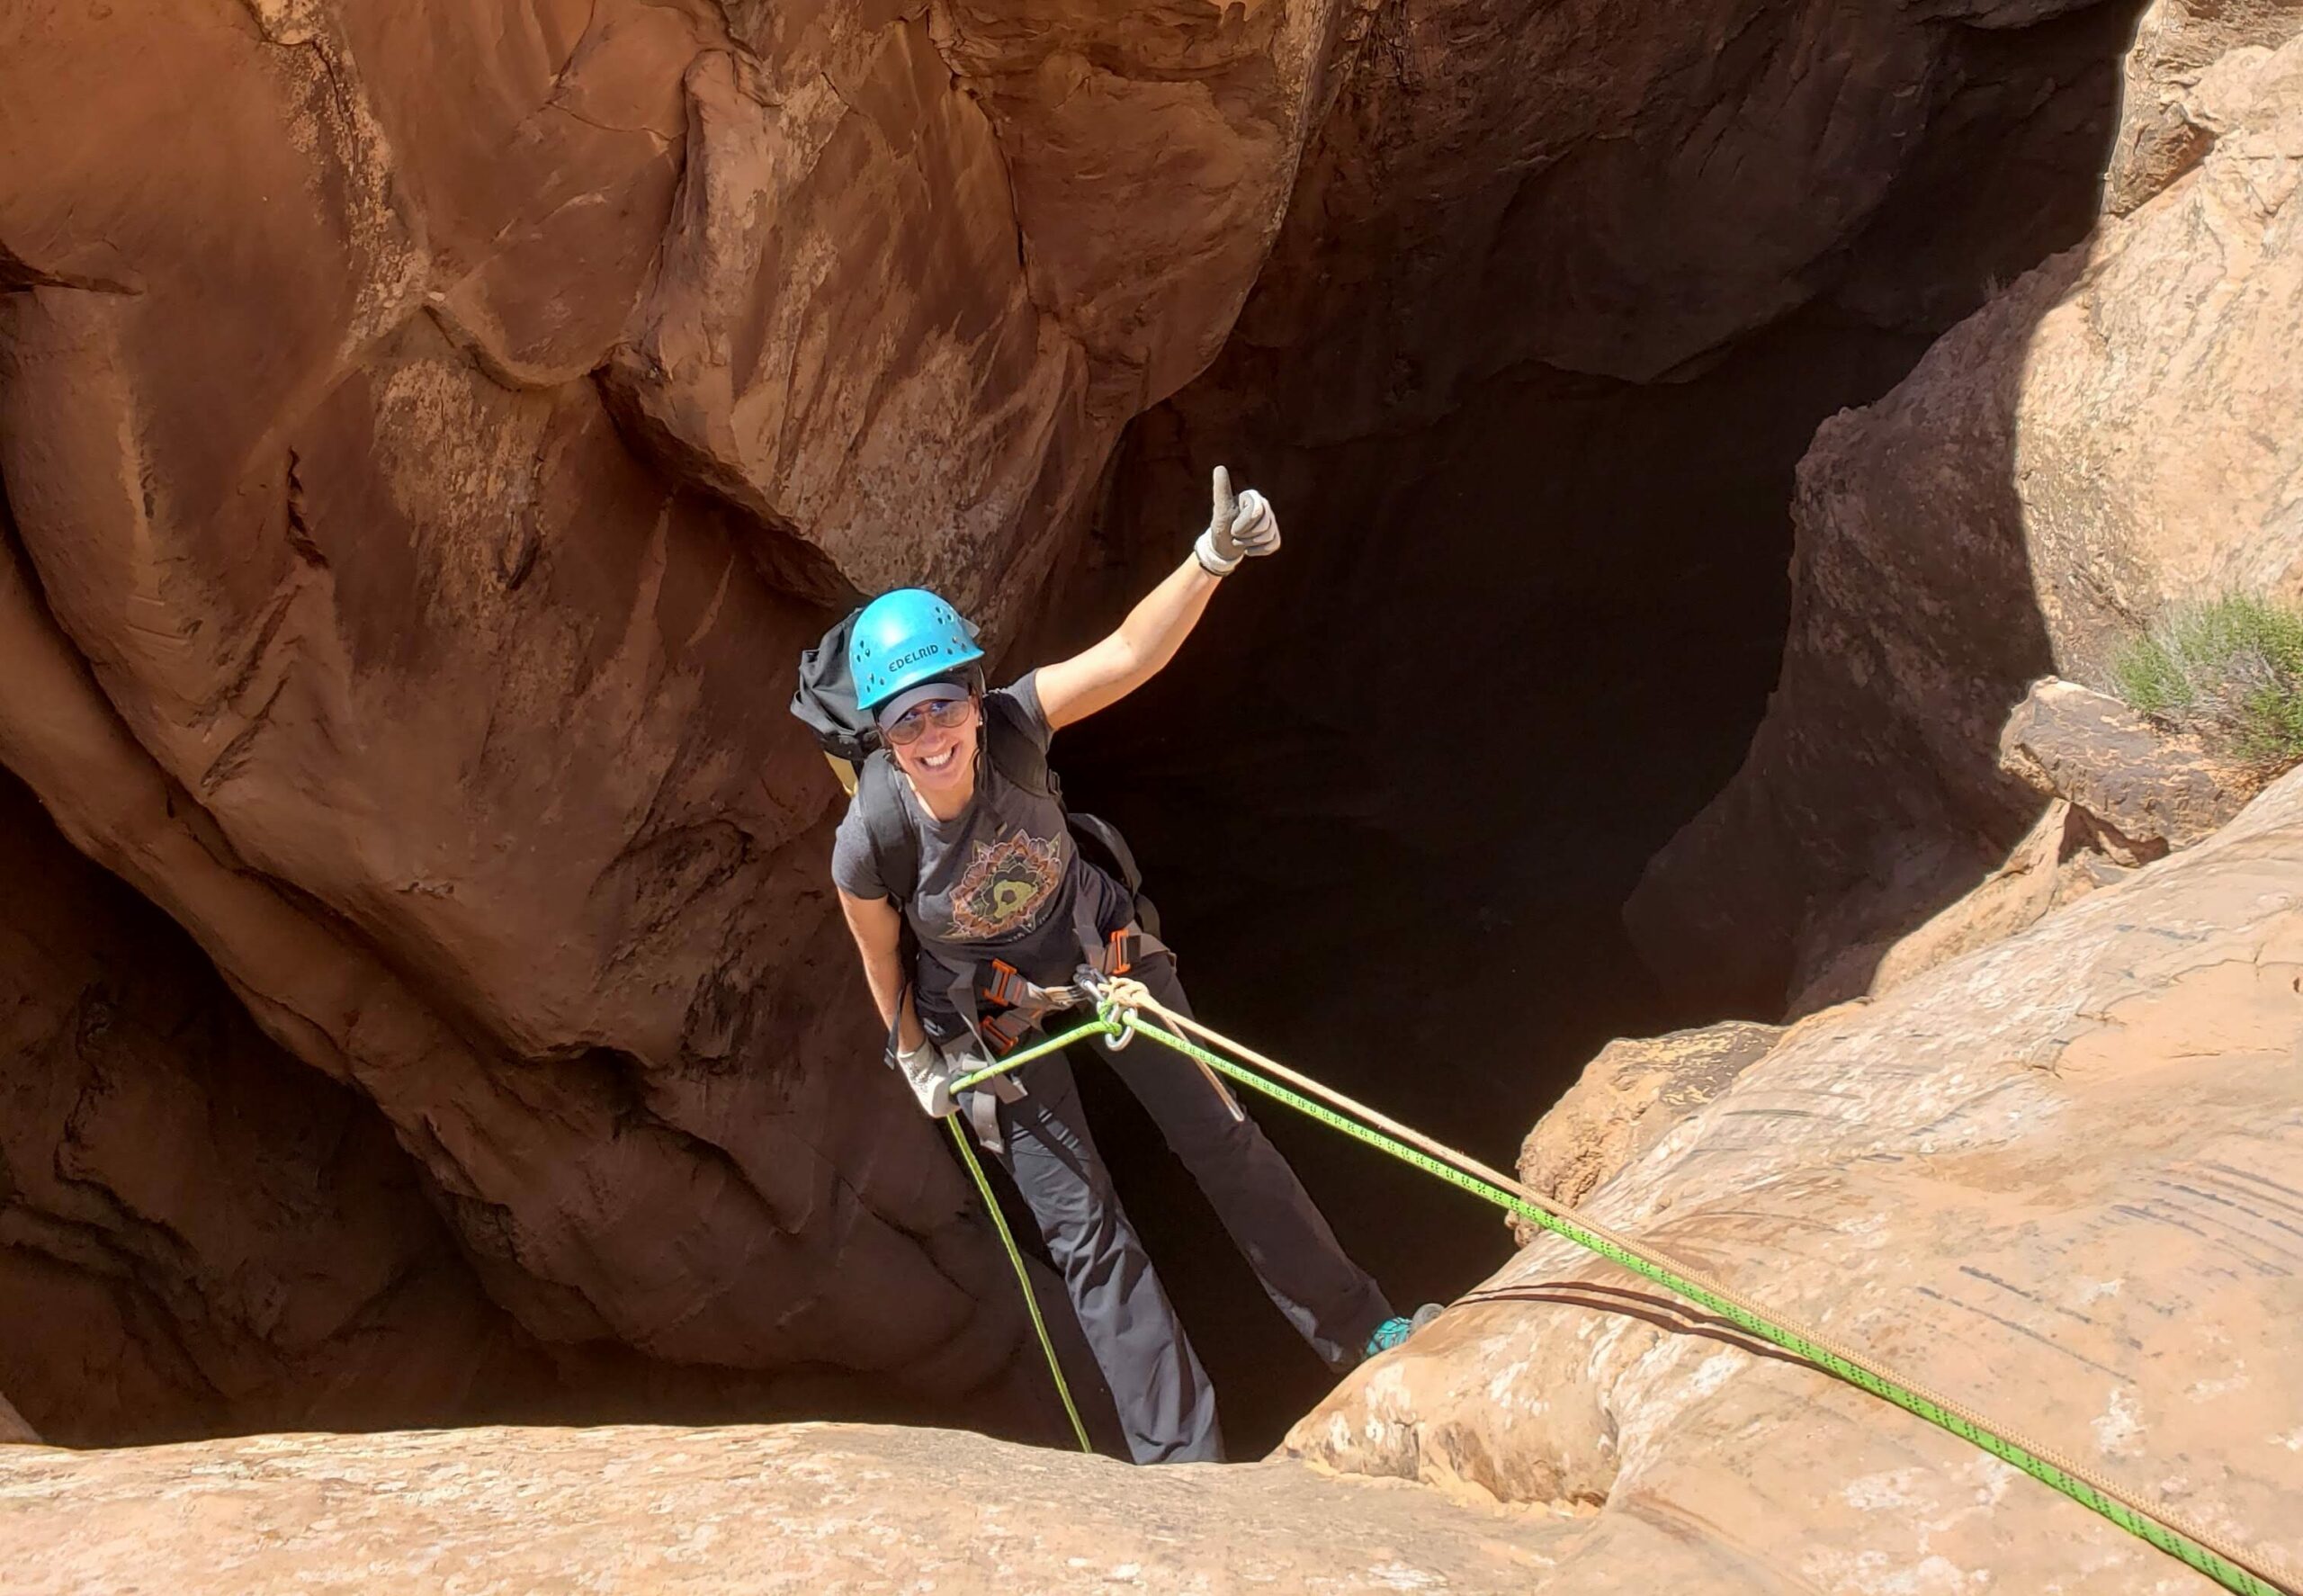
[0,1421,1577,1595]
[1294,767,2303,1592]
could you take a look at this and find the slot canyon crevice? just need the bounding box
[0,0,2155,1459]
[1040,0,2143,1445]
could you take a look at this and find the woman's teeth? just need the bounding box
[922,748,955,771]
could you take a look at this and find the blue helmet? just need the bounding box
[849,587,984,712]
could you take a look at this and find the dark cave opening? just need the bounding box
[1044,314,1936,1452]
[1008,0,2146,1452]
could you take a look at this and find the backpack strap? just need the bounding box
[855,750,922,907]
[981,694,1057,801]
[856,704,1029,905]
[861,695,1158,935]
[980,692,1162,937]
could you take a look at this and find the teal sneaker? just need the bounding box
[1362,1302,1445,1361]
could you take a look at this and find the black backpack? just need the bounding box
[791,609,1160,936]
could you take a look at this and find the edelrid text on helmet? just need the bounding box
[849,587,985,711]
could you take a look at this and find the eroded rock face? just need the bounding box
[1629,26,2303,1012]
[1514,1021,1783,1221]
[1785,797,2124,1015]
[1292,766,2303,1592]
[2108,0,2303,212]
[1783,674,2254,1014]
[0,770,559,1446]
[2,1422,1574,1594]
[604,0,1349,622]
[0,0,1335,1418]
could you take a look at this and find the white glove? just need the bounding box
[895,1037,961,1119]
[1194,466,1282,576]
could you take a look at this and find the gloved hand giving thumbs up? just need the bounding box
[1194,465,1282,576]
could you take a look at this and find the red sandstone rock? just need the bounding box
[2,1422,1573,1594]
[0,1391,37,1445]
[4,0,2285,1460]
[1784,798,2125,1016]
[2,0,1302,1417]
[2109,0,2303,214]
[1514,1021,1783,1224]
[1295,765,2303,1592]
[1629,26,2303,1011]
[605,0,1343,623]
[0,770,554,1445]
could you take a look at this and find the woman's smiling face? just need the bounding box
[886,692,981,800]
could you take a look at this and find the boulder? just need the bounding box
[1515,1022,1784,1226]
[1629,30,2303,1012]
[1998,676,2254,855]
[2107,0,2303,214]
[1,1421,1574,1594]
[1291,765,2303,1591]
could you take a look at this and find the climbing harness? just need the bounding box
[947,976,2299,1596]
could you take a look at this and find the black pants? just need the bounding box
[983,955,1394,1464]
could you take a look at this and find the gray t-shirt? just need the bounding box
[832,673,1125,1013]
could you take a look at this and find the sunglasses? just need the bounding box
[883,695,974,746]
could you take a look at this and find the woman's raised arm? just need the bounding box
[1035,468,1280,731]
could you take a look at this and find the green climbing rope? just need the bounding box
[945,1115,1093,1455]
[948,998,2292,1596]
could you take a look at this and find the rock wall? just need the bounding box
[1290,759,2303,1592]
[1629,2,2303,1012]
[0,0,1347,1421]
[1023,0,2147,1442]
[0,0,2277,1451]
[0,769,554,1445]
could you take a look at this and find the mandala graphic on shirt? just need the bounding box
[946,829,1064,939]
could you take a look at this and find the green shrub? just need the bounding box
[2109,593,2303,770]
